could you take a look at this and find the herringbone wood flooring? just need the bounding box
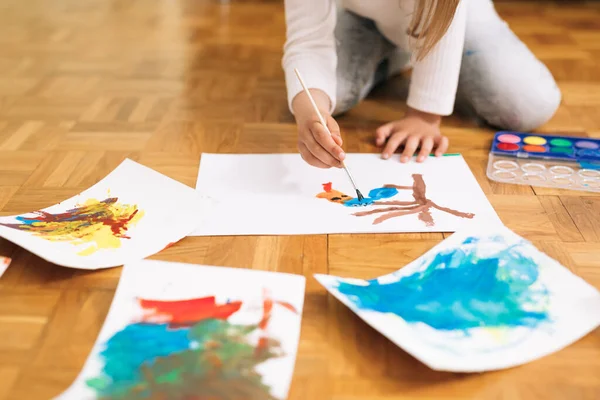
[0,0,599,399]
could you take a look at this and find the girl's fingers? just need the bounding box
[434,136,449,156]
[332,134,343,147]
[299,142,331,168]
[401,135,421,163]
[312,121,346,161]
[327,115,344,147]
[375,121,401,147]
[382,130,408,159]
[305,134,342,168]
[417,137,434,162]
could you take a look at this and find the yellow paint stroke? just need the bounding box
[482,327,511,342]
[0,198,144,256]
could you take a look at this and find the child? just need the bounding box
[282,0,561,168]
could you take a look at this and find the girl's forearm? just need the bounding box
[282,0,337,115]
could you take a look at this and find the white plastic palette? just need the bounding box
[487,153,600,192]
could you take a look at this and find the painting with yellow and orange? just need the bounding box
[0,197,144,256]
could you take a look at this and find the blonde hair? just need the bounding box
[408,0,461,61]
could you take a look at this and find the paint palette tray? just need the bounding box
[487,132,600,192]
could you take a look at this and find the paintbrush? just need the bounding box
[293,68,365,202]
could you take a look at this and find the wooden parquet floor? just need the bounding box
[1,0,599,399]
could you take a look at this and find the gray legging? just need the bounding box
[333,0,562,132]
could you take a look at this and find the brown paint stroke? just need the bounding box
[430,202,475,219]
[356,174,475,226]
[373,208,425,225]
[383,184,413,190]
[353,204,425,217]
[418,209,434,226]
[411,174,428,204]
[372,200,419,206]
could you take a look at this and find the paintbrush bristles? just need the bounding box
[356,190,365,202]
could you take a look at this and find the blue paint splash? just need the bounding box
[96,323,192,386]
[343,198,374,207]
[342,187,398,207]
[15,216,36,224]
[369,187,398,199]
[335,236,549,331]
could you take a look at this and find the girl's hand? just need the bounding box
[292,89,345,169]
[375,108,449,163]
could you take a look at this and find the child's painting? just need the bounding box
[315,225,600,372]
[317,174,475,226]
[1,198,144,256]
[0,159,207,269]
[191,154,500,236]
[0,256,11,277]
[56,260,305,400]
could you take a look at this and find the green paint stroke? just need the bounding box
[335,235,550,331]
[428,153,461,157]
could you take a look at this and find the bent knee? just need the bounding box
[485,83,562,132]
[506,85,561,131]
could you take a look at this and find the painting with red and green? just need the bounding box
[56,260,306,400]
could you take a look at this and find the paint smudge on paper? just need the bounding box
[316,182,354,204]
[318,183,399,207]
[138,296,243,328]
[317,174,474,226]
[0,198,144,256]
[85,291,298,400]
[335,235,549,331]
[0,256,11,277]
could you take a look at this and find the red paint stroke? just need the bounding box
[275,301,298,314]
[256,289,273,357]
[259,289,273,330]
[255,336,270,357]
[137,296,243,328]
[255,289,298,357]
[322,182,333,192]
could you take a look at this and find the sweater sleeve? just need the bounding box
[407,0,467,116]
[282,0,337,115]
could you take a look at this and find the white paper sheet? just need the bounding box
[315,224,600,372]
[192,153,500,236]
[56,260,306,400]
[0,159,208,269]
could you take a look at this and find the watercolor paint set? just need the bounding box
[487,132,600,192]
